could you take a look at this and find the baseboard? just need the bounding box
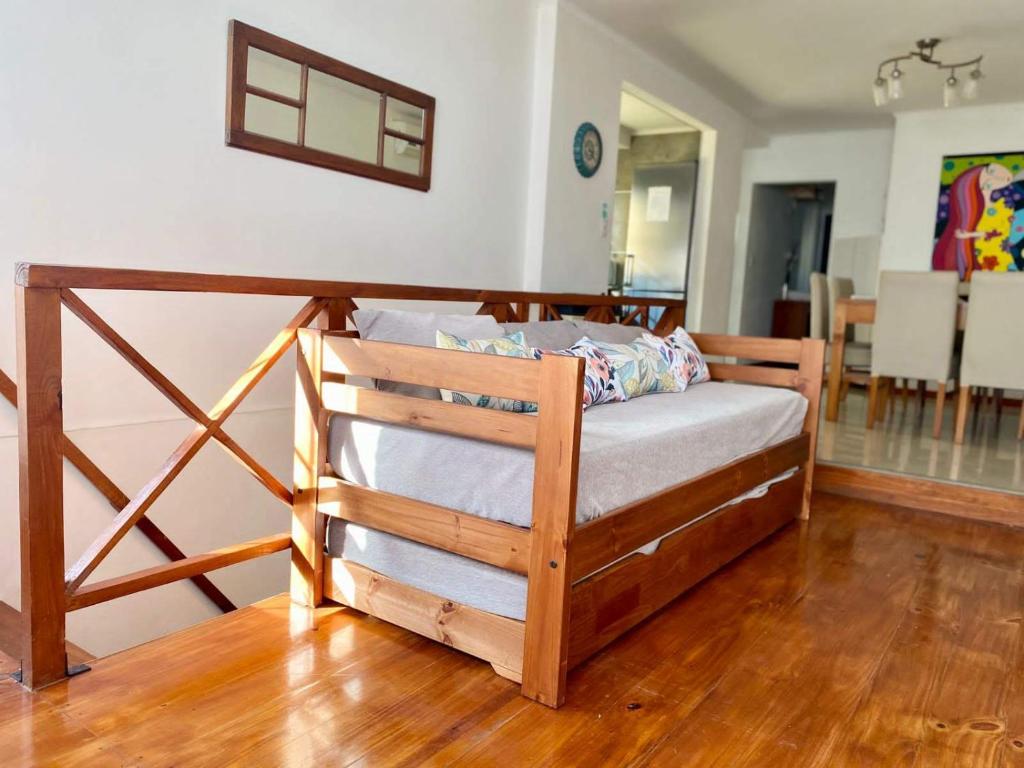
[814,463,1024,528]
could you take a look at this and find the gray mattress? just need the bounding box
[326,382,808,620]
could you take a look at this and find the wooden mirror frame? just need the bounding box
[225,20,435,192]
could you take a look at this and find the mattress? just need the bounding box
[324,382,808,620]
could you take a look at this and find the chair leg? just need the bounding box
[901,378,910,411]
[866,376,880,429]
[916,380,926,414]
[879,377,892,421]
[954,385,971,445]
[932,381,947,439]
[995,388,1004,423]
[1018,401,1024,440]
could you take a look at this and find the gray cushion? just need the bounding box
[571,319,646,343]
[502,320,583,350]
[353,308,502,399]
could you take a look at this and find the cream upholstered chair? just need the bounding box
[868,271,959,437]
[954,272,1024,444]
[826,276,871,399]
[809,272,828,341]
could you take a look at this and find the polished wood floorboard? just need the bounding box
[2,493,1023,767]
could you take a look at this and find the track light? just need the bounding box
[871,38,983,108]
[943,73,959,108]
[872,76,888,106]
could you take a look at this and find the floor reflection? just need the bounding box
[818,388,1023,494]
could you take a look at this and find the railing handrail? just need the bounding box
[15,263,687,308]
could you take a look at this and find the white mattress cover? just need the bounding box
[328,470,796,621]
[327,382,807,528]
[325,382,808,621]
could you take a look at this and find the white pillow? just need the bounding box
[353,308,503,399]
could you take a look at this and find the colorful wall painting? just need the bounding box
[932,152,1024,279]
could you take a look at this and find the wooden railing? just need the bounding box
[10,263,686,689]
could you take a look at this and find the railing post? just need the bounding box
[521,354,584,707]
[16,284,67,689]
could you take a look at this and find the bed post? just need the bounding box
[796,337,826,520]
[291,325,326,607]
[521,354,584,708]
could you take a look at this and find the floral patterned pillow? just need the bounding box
[656,327,710,385]
[435,330,539,412]
[534,338,628,410]
[584,336,682,398]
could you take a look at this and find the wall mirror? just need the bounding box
[226,20,435,191]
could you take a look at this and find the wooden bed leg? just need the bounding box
[796,338,825,521]
[521,355,584,708]
[291,299,351,607]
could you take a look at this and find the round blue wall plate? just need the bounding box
[573,122,602,178]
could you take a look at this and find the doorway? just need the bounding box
[739,182,835,338]
[609,89,700,317]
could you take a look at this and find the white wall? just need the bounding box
[730,129,894,332]
[0,0,542,655]
[527,1,759,332]
[879,102,1024,272]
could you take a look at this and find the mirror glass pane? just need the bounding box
[383,135,422,175]
[246,47,301,98]
[244,94,299,143]
[305,69,379,164]
[384,98,424,139]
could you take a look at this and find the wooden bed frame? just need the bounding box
[11,263,821,706]
[293,319,824,708]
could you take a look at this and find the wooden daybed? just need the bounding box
[292,304,824,709]
[11,265,821,707]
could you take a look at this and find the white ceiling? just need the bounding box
[620,91,698,134]
[572,0,1024,133]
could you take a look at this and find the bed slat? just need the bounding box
[321,380,537,449]
[570,433,809,581]
[707,362,800,389]
[690,333,803,364]
[318,476,531,574]
[325,558,525,675]
[319,334,541,402]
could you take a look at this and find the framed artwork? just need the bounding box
[932,152,1024,279]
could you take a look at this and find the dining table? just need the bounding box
[824,297,969,421]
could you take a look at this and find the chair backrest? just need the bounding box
[809,272,828,341]
[871,271,959,381]
[826,276,856,341]
[960,271,1024,389]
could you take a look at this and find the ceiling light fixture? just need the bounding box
[872,38,983,108]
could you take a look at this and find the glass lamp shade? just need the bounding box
[887,70,903,100]
[962,70,981,100]
[872,77,888,106]
[943,75,959,108]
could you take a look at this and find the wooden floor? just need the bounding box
[3,492,1024,767]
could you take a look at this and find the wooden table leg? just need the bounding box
[866,376,880,429]
[825,303,848,422]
